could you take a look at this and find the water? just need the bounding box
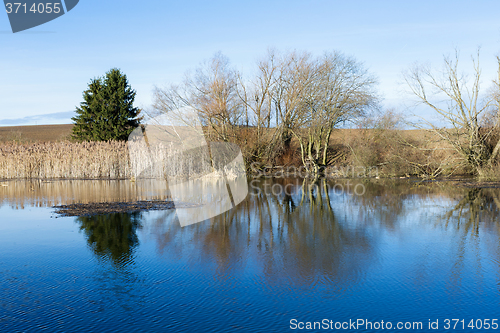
[1,178,499,332]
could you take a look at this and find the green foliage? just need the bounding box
[72,68,142,141]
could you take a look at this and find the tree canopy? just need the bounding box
[72,68,142,141]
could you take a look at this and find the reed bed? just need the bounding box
[0,141,131,179]
[0,140,246,180]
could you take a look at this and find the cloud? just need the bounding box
[0,111,75,126]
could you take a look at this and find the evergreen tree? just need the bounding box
[72,68,142,141]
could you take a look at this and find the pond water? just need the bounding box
[1,178,500,332]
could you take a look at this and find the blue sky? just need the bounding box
[1,0,500,126]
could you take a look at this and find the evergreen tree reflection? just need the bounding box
[76,212,142,266]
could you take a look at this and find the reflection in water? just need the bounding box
[140,179,500,286]
[2,178,500,332]
[342,179,500,232]
[144,178,375,287]
[2,178,500,284]
[0,179,171,208]
[76,213,142,266]
[444,188,500,233]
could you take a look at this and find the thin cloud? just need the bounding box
[0,111,75,126]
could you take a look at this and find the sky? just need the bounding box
[1,0,500,126]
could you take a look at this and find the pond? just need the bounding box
[0,178,499,332]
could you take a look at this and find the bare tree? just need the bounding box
[152,49,378,176]
[238,50,317,164]
[237,49,278,159]
[292,52,378,175]
[152,52,243,142]
[488,56,500,163]
[404,49,500,173]
[190,53,243,141]
[271,51,314,152]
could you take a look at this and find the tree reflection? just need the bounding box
[67,178,500,300]
[146,177,375,287]
[339,179,500,233]
[76,212,142,266]
[443,188,500,234]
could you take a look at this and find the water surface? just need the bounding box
[1,178,499,332]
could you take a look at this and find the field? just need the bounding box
[0,124,74,142]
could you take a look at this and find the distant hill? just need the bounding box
[0,124,74,142]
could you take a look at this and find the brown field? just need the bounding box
[0,124,74,142]
[0,124,430,145]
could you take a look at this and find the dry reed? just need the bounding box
[128,141,245,181]
[0,140,246,180]
[0,141,131,179]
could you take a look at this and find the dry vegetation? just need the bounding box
[0,122,497,180]
[0,140,130,179]
[0,125,248,180]
[0,124,477,180]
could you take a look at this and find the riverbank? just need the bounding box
[1,124,499,180]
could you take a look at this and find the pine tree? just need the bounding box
[72,68,142,141]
